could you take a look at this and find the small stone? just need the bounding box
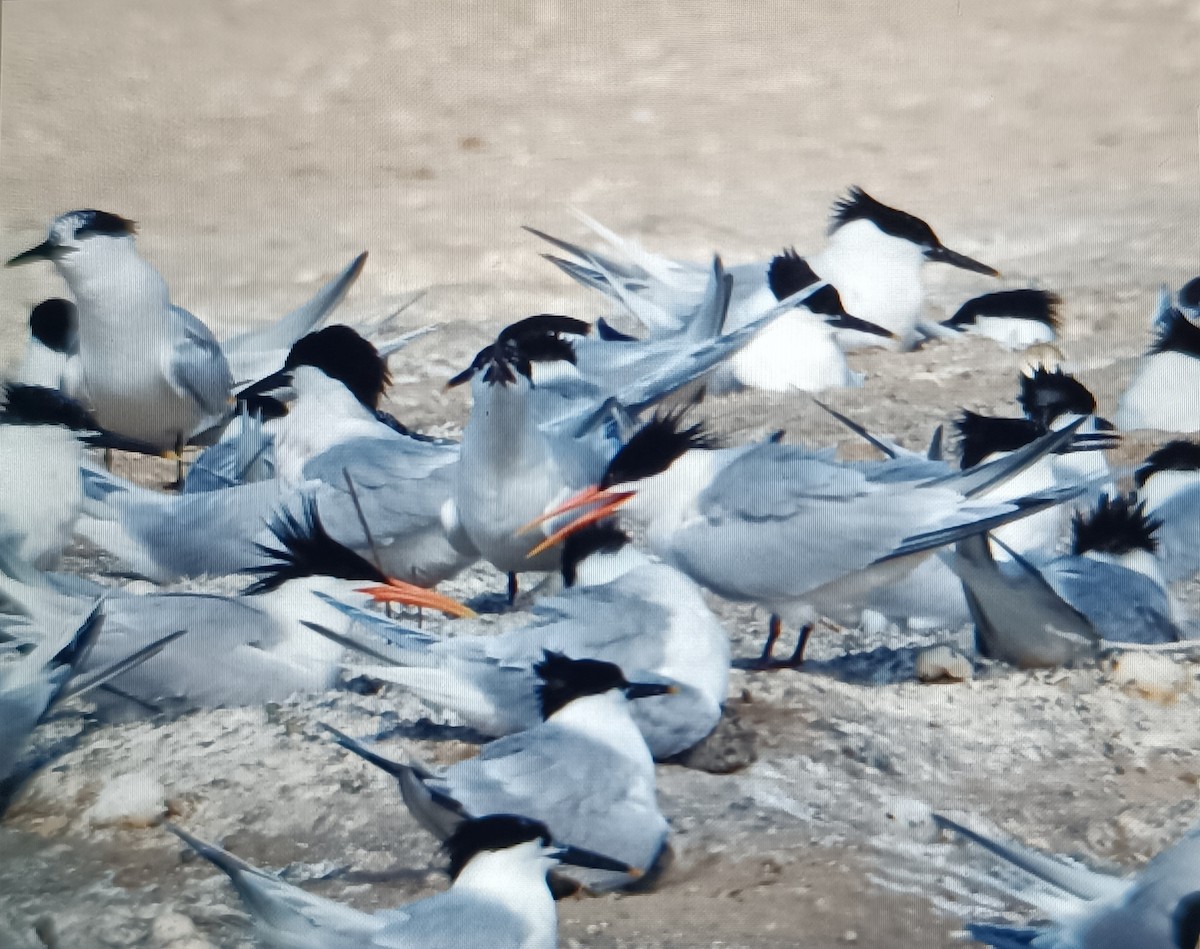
[672,706,757,774]
[842,929,859,943]
[85,771,166,827]
[152,912,197,942]
[915,645,973,683]
[1108,653,1191,703]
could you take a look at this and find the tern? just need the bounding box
[949,493,1187,667]
[1133,441,1200,583]
[529,187,997,351]
[323,652,672,890]
[166,814,636,949]
[935,813,1200,949]
[312,521,730,759]
[937,288,1061,350]
[1115,296,1200,432]
[525,408,1089,667]
[14,298,81,394]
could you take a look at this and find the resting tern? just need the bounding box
[526,408,1088,667]
[950,493,1186,667]
[167,815,635,949]
[1132,441,1200,583]
[1115,297,1200,432]
[323,652,672,890]
[0,496,471,719]
[937,288,1061,350]
[314,521,729,758]
[15,298,81,394]
[529,187,997,351]
[935,813,1200,949]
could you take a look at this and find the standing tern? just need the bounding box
[313,520,730,759]
[949,493,1186,667]
[167,814,636,949]
[937,288,1061,350]
[323,652,672,889]
[7,210,234,456]
[529,187,997,351]
[934,813,1200,949]
[526,409,1089,667]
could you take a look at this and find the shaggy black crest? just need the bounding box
[534,651,629,719]
[70,210,137,238]
[283,325,391,410]
[447,314,590,388]
[944,289,1061,329]
[29,298,77,352]
[766,248,847,317]
[1071,492,1161,557]
[561,521,631,588]
[955,411,1044,469]
[600,405,719,488]
[1,382,98,432]
[1179,276,1200,312]
[829,186,938,247]
[243,495,387,594]
[1173,891,1200,949]
[1149,306,1200,358]
[443,815,552,880]
[1135,439,1200,487]
[1017,367,1096,428]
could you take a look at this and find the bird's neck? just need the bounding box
[548,691,649,759]
[60,241,170,318]
[462,380,545,469]
[452,848,556,941]
[571,546,651,588]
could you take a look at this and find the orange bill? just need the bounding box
[355,578,477,618]
[516,484,612,536]
[525,490,636,559]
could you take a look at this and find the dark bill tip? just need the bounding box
[826,312,896,338]
[924,244,999,277]
[553,843,641,875]
[6,240,63,267]
[624,681,677,700]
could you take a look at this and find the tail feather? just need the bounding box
[964,923,1043,948]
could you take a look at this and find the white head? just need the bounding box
[7,210,139,281]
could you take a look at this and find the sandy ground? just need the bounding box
[1,1,1199,946]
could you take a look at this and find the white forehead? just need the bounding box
[50,211,91,242]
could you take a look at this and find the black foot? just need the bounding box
[752,622,813,671]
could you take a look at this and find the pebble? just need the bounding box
[915,645,974,683]
[84,772,167,827]
[1107,652,1191,703]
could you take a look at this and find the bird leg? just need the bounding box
[754,618,813,671]
[507,572,519,606]
[776,624,814,669]
[166,434,186,490]
[754,615,784,669]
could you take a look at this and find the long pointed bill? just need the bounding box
[355,579,476,618]
[525,490,636,560]
[516,484,611,536]
[824,312,895,338]
[924,244,999,277]
[624,682,678,700]
[552,843,643,877]
[6,240,64,266]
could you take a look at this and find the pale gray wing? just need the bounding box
[442,728,666,874]
[303,436,459,546]
[373,889,532,949]
[166,305,235,423]
[221,252,368,384]
[1044,557,1183,644]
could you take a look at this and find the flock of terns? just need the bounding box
[1,189,1200,947]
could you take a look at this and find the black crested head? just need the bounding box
[600,404,718,488]
[283,325,391,410]
[1071,492,1160,557]
[534,651,629,719]
[243,494,387,594]
[1135,440,1200,487]
[1149,306,1200,359]
[29,299,77,353]
[59,209,138,239]
[1179,277,1200,312]
[443,815,551,879]
[829,186,938,248]
[561,520,631,588]
[1017,367,1096,427]
[767,248,847,316]
[944,289,1061,329]
[955,411,1044,469]
[447,314,590,388]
